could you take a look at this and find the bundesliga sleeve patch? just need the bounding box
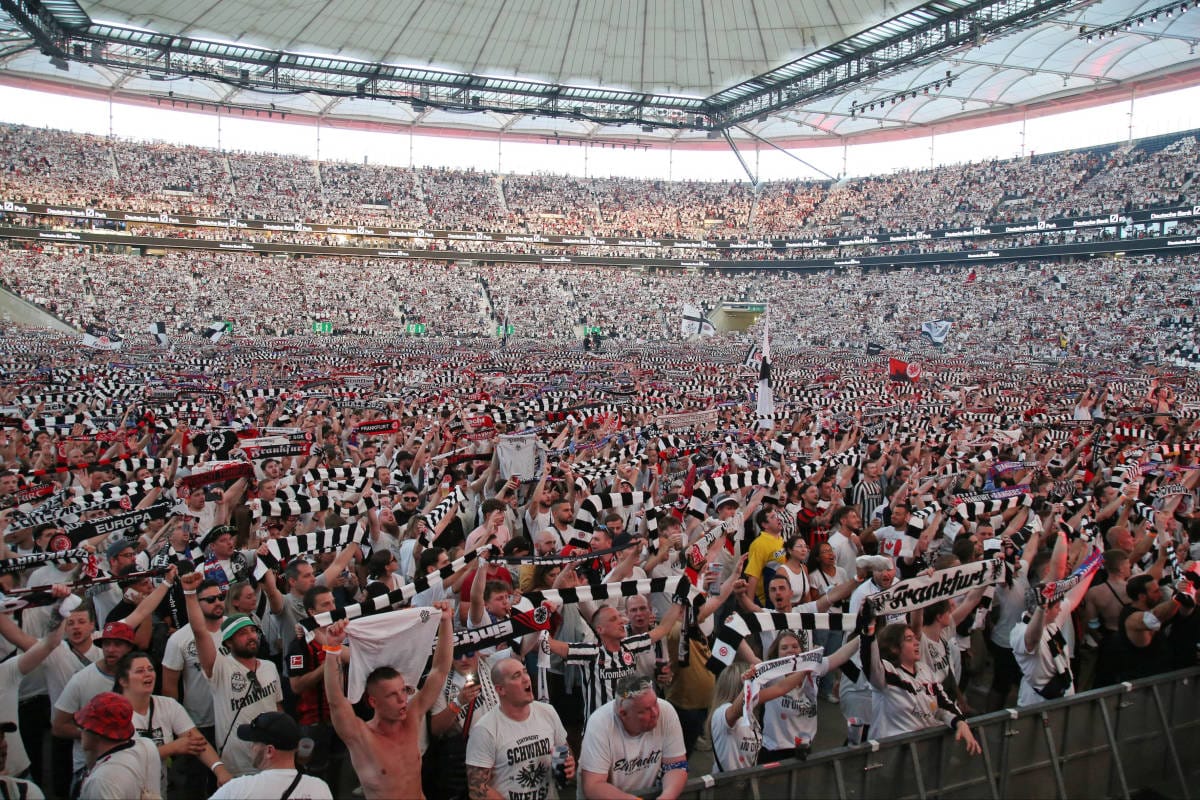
[289,655,305,671]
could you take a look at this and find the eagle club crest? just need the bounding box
[230,671,246,692]
[206,431,227,452]
[622,651,633,666]
[533,605,550,626]
[420,608,431,624]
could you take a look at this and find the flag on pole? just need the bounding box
[756,314,774,429]
[680,304,715,338]
[81,324,122,351]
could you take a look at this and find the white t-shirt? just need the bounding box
[132,695,197,796]
[761,661,829,751]
[210,769,332,800]
[0,776,43,799]
[0,659,28,777]
[577,697,685,799]
[208,654,283,776]
[162,624,226,727]
[55,661,119,771]
[77,737,160,800]
[709,703,761,774]
[1010,604,1076,707]
[465,702,568,800]
[43,641,102,707]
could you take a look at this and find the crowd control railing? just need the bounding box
[681,666,1200,800]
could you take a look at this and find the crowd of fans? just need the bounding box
[0,118,1197,800]
[0,290,1189,798]
[2,243,1196,365]
[2,122,1197,241]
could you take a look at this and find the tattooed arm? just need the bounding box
[465,766,504,800]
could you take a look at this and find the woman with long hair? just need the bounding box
[751,630,859,763]
[365,548,405,592]
[706,661,760,774]
[861,620,981,754]
[114,651,232,795]
[779,534,814,604]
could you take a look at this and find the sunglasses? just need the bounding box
[199,593,227,603]
[402,496,419,502]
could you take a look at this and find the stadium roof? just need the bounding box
[0,0,1199,152]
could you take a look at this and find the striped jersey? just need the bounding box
[565,632,653,717]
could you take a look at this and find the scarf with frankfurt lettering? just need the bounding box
[253,522,370,579]
[744,648,825,734]
[865,558,1011,617]
[0,548,90,575]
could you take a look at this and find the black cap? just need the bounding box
[236,712,301,750]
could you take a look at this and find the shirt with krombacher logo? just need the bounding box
[564,633,652,718]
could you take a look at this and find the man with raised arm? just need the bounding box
[316,601,454,800]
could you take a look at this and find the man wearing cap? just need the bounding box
[75,692,160,800]
[53,618,138,785]
[181,570,283,777]
[87,540,137,628]
[210,711,332,799]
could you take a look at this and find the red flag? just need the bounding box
[889,358,921,383]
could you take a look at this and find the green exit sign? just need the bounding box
[496,324,515,336]
[406,323,427,335]
[312,322,333,334]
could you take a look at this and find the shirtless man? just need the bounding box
[318,602,453,800]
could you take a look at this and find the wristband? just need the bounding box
[210,761,224,772]
[182,590,196,596]
[949,715,967,729]
[322,645,343,654]
[448,702,462,715]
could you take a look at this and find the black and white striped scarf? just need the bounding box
[709,609,856,670]
[253,522,370,579]
[422,487,468,545]
[302,546,493,631]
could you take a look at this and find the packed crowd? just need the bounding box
[2,122,1197,240]
[0,292,1191,800]
[2,243,1197,365]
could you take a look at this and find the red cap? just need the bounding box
[95,621,136,646]
[74,692,134,740]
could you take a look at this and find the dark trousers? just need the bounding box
[672,705,708,757]
[17,695,48,790]
[168,725,216,800]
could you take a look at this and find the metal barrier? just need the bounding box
[681,667,1200,800]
